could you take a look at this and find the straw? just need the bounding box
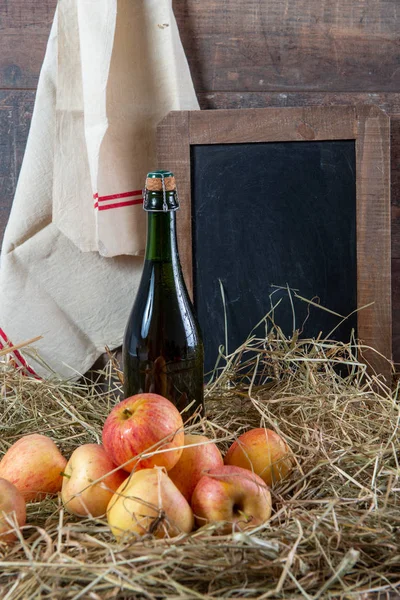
[0,312,399,599]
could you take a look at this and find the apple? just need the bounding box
[0,433,67,502]
[107,467,194,540]
[191,465,272,534]
[224,428,293,487]
[61,444,128,517]
[102,393,184,473]
[167,434,224,502]
[0,478,26,543]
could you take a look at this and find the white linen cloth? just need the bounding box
[0,0,199,378]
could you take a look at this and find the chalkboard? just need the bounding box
[191,140,357,374]
[157,106,392,379]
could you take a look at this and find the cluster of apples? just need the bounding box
[0,392,293,542]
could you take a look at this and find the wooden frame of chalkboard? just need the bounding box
[157,106,391,379]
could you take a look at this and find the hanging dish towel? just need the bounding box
[0,0,199,378]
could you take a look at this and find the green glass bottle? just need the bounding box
[123,170,205,417]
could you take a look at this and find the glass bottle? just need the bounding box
[123,170,205,417]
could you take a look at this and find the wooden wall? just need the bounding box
[1,0,400,364]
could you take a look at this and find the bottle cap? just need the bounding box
[144,170,179,212]
[145,170,176,192]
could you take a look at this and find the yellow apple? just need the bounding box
[61,444,128,517]
[224,428,293,486]
[0,433,67,501]
[167,434,224,502]
[102,393,184,473]
[0,478,26,543]
[191,465,272,534]
[107,467,194,540]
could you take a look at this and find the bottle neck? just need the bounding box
[145,211,179,263]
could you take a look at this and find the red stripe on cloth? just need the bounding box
[0,328,9,343]
[93,190,143,209]
[0,328,41,379]
[98,190,143,202]
[97,198,143,211]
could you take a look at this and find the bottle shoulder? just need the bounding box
[125,260,202,343]
[136,259,191,303]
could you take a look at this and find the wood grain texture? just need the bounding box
[1,0,398,93]
[157,111,193,294]
[158,106,392,379]
[173,0,400,93]
[0,0,56,88]
[391,258,400,363]
[189,105,356,144]
[0,90,35,245]
[356,105,392,378]
[197,91,400,115]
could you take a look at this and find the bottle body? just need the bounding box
[123,173,204,416]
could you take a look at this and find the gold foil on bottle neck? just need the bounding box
[145,176,176,192]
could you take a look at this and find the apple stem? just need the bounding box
[122,408,132,419]
[238,510,252,523]
[60,472,71,479]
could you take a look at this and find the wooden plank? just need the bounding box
[0,0,56,88]
[356,105,392,378]
[0,90,35,246]
[0,0,398,93]
[392,258,400,365]
[197,92,400,115]
[174,0,400,93]
[391,118,400,259]
[157,111,193,295]
[189,105,356,144]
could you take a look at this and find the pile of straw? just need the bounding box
[0,321,399,599]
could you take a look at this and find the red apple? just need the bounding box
[191,465,272,533]
[102,393,184,473]
[107,467,194,539]
[61,444,128,517]
[224,428,293,486]
[168,434,223,502]
[0,478,26,543]
[0,434,67,501]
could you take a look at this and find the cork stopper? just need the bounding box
[145,170,176,192]
[144,169,179,211]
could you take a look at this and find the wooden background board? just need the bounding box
[1,0,400,365]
